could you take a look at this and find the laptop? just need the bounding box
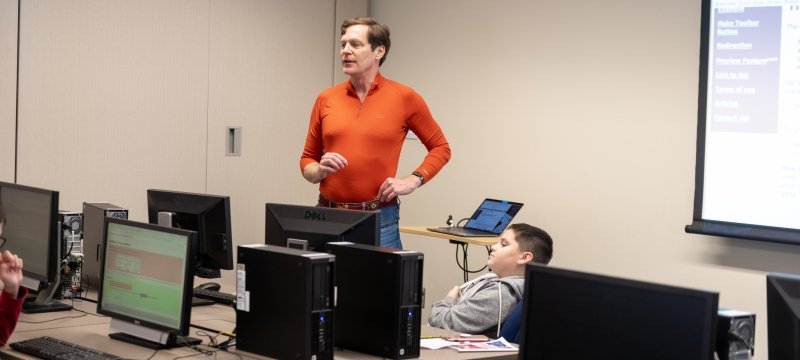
[427,198,524,237]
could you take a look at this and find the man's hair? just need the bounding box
[509,223,553,265]
[0,203,5,226]
[341,17,391,66]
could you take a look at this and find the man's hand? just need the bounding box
[303,152,348,183]
[377,174,422,202]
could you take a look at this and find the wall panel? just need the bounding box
[0,0,18,182]
[206,0,347,286]
[16,0,210,217]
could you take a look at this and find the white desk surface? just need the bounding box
[2,299,516,359]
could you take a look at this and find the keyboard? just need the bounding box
[10,336,122,360]
[193,287,236,305]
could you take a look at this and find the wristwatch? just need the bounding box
[412,171,425,186]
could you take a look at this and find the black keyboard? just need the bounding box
[10,336,122,360]
[193,288,236,305]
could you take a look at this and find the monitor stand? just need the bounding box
[109,319,201,349]
[109,332,201,350]
[21,277,72,314]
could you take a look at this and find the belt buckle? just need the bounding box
[336,203,348,209]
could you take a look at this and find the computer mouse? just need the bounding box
[196,282,221,291]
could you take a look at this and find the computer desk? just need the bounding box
[399,226,499,246]
[2,298,515,359]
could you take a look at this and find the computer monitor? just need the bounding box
[0,181,71,313]
[146,189,232,279]
[766,272,800,359]
[519,264,719,360]
[264,203,380,251]
[96,217,200,349]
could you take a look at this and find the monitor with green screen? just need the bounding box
[96,217,199,349]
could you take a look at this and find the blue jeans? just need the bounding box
[378,203,402,249]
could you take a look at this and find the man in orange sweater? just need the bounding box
[301,17,451,248]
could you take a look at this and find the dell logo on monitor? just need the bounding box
[304,210,327,221]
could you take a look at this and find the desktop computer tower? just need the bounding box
[326,242,423,359]
[81,202,128,291]
[58,211,83,258]
[716,309,755,360]
[236,245,335,360]
[56,211,83,299]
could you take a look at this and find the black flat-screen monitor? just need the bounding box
[0,181,71,313]
[519,264,719,360]
[146,189,232,279]
[264,203,379,251]
[97,217,200,349]
[766,272,800,359]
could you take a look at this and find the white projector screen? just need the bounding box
[687,0,800,244]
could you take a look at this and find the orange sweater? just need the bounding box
[301,73,451,203]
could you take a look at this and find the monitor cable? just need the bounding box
[454,243,492,283]
[449,216,491,282]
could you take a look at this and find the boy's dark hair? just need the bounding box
[508,223,553,265]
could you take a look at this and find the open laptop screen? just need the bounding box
[464,199,524,234]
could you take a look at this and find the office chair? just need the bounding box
[498,300,524,343]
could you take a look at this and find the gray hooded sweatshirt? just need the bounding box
[428,273,524,338]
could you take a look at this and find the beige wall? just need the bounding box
[16,0,210,211]
[374,1,800,358]
[4,1,799,358]
[205,1,338,286]
[9,0,352,289]
[0,0,17,182]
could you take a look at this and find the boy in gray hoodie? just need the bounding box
[428,223,553,338]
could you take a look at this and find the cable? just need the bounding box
[70,307,106,318]
[454,243,491,282]
[20,312,88,324]
[215,326,237,351]
[60,238,74,262]
[144,347,160,360]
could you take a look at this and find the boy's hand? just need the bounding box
[0,251,23,297]
[446,286,460,300]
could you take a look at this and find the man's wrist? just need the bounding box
[412,171,425,186]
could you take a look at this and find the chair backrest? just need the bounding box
[498,299,524,343]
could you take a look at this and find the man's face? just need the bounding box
[340,24,382,77]
[487,229,526,277]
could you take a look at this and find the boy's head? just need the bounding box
[487,223,553,277]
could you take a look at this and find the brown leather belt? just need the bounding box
[318,194,398,211]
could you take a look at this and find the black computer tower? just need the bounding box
[57,211,83,299]
[717,309,755,360]
[81,202,128,291]
[326,242,423,359]
[236,245,335,360]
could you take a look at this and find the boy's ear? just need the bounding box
[518,251,534,264]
